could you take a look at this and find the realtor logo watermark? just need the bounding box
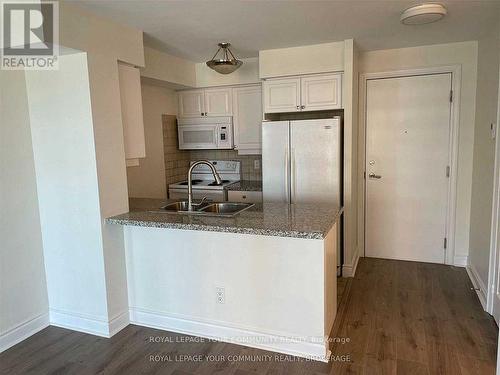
[1,1,59,70]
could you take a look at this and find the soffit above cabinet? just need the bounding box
[259,41,345,79]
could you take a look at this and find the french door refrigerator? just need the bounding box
[262,117,342,205]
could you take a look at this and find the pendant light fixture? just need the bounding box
[206,42,243,74]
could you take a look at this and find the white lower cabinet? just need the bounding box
[228,190,263,203]
[232,84,262,154]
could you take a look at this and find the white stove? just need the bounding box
[168,160,241,202]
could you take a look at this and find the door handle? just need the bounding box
[368,173,382,179]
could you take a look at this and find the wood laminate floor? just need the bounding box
[1,258,497,374]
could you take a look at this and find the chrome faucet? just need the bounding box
[188,160,222,210]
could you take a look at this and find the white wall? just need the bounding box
[1,0,145,346]
[25,53,110,330]
[127,83,178,199]
[259,41,344,79]
[141,46,196,88]
[0,71,49,352]
[469,33,500,292]
[358,41,479,266]
[124,225,335,359]
[195,57,260,87]
[142,47,259,89]
[58,2,145,325]
[342,40,359,276]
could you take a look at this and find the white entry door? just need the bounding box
[365,73,452,263]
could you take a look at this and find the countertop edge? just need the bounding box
[106,218,326,240]
[106,206,343,240]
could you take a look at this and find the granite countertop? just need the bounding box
[225,180,262,192]
[107,198,342,240]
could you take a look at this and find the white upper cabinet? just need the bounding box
[232,84,262,154]
[204,87,232,116]
[178,87,232,117]
[300,73,342,111]
[118,63,146,161]
[263,72,342,113]
[263,77,300,113]
[178,90,205,117]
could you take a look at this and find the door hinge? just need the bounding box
[446,165,450,178]
[449,90,453,103]
[444,237,447,249]
[364,171,366,179]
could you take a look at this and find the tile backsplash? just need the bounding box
[162,116,262,191]
[190,150,262,181]
[162,115,190,187]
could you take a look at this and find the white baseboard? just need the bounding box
[342,253,360,277]
[109,310,130,337]
[49,308,129,338]
[129,307,330,362]
[466,264,487,310]
[454,255,468,267]
[0,312,49,353]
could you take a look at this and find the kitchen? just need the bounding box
[109,42,344,361]
[2,1,500,374]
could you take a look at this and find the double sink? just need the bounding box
[154,201,254,217]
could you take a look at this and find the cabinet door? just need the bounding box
[178,90,205,117]
[204,87,232,116]
[263,77,301,113]
[232,85,262,154]
[300,73,342,111]
[118,63,146,160]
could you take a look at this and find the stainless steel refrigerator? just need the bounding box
[262,117,342,206]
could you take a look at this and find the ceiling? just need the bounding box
[73,0,500,62]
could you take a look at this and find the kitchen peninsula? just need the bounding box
[107,200,341,361]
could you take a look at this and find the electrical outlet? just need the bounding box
[254,160,260,170]
[216,287,225,304]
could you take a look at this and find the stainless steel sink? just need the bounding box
[153,201,253,217]
[158,201,208,213]
[199,202,254,216]
[161,201,191,212]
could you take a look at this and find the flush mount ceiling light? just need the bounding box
[400,3,447,25]
[206,42,243,74]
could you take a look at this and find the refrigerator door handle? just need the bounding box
[291,148,296,202]
[284,149,289,201]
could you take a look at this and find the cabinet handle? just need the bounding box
[301,105,305,109]
[242,195,247,199]
[201,112,204,116]
[296,105,300,110]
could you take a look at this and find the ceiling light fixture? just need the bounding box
[400,3,447,25]
[206,42,243,74]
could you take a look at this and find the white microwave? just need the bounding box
[177,116,233,150]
